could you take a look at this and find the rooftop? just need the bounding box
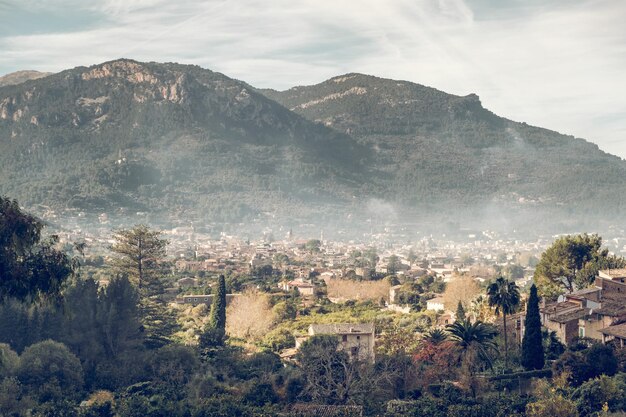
[599,269,626,279]
[599,322,626,339]
[309,323,374,335]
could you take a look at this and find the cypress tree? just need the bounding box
[209,275,227,331]
[521,284,544,370]
[455,300,466,323]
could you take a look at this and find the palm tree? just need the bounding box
[446,320,499,372]
[422,328,448,345]
[486,276,521,369]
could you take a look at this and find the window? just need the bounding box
[342,335,347,342]
[579,327,585,338]
[351,347,358,357]
[356,335,360,340]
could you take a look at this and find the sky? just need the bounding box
[0,0,625,157]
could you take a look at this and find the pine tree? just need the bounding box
[110,225,176,349]
[110,225,167,294]
[209,275,227,331]
[521,284,545,370]
[456,300,467,323]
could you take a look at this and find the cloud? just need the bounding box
[0,0,625,157]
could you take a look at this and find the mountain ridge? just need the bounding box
[0,70,52,87]
[1,59,624,231]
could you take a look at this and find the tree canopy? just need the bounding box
[0,197,75,301]
[534,234,625,298]
[110,225,168,293]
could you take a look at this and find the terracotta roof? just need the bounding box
[599,322,626,339]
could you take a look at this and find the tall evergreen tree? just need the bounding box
[110,225,167,294]
[110,225,176,349]
[209,275,227,331]
[521,284,545,370]
[456,300,467,323]
[199,275,228,354]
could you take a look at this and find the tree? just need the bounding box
[296,335,367,404]
[97,276,142,358]
[387,255,401,275]
[534,234,625,298]
[0,343,19,378]
[209,275,227,331]
[442,275,481,312]
[226,290,274,340]
[110,225,174,349]
[446,320,498,372]
[110,225,168,293]
[573,375,625,417]
[0,196,74,301]
[487,276,520,369]
[526,379,579,417]
[521,284,545,370]
[455,301,466,323]
[304,239,321,254]
[422,328,448,346]
[17,340,84,401]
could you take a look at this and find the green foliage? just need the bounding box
[0,196,74,301]
[209,275,227,331]
[522,284,545,370]
[0,377,33,416]
[543,330,566,360]
[573,375,626,416]
[261,328,296,352]
[486,276,520,368]
[17,340,84,401]
[455,301,466,323]
[446,320,499,372]
[534,234,626,298]
[110,224,168,294]
[553,344,617,387]
[0,343,19,378]
[110,225,176,348]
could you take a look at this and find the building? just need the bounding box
[540,270,626,345]
[301,323,375,362]
[426,296,445,312]
[280,280,315,296]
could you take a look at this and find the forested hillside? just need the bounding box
[1,60,626,228]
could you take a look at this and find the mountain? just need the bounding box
[262,74,626,228]
[0,70,52,87]
[0,59,367,223]
[1,60,625,231]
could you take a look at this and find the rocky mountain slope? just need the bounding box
[262,74,626,224]
[0,60,367,222]
[1,60,624,229]
[0,70,52,87]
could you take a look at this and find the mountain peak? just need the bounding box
[0,70,52,88]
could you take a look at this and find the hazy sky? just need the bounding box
[1,0,625,157]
